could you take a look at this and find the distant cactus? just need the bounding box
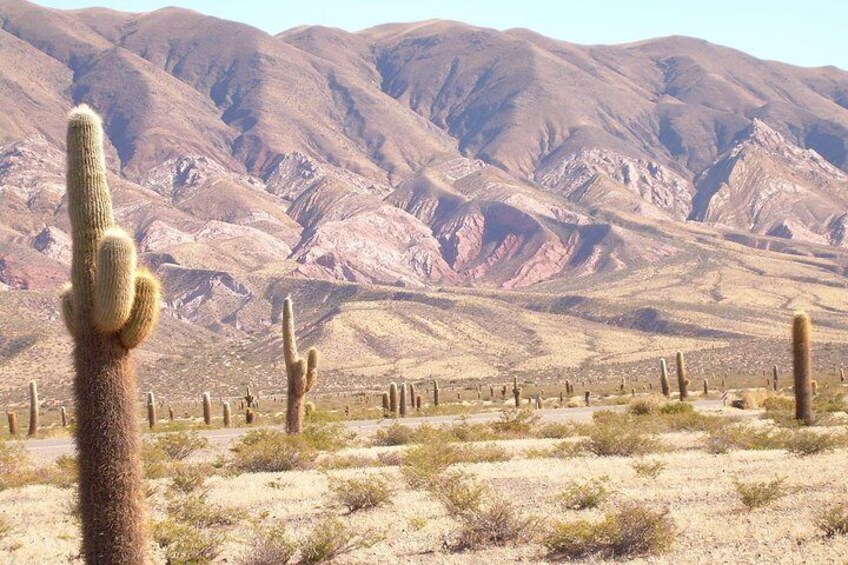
[246,407,255,425]
[400,383,407,417]
[244,386,255,409]
[60,106,160,564]
[659,358,670,398]
[793,311,814,425]
[584,391,591,406]
[416,394,422,411]
[619,377,626,392]
[7,412,16,435]
[202,392,212,425]
[501,385,507,399]
[772,366,779,391]
[282,297,318,434]
[168,405,175,421]
[409,383,417,407]
[675,352,690,401]
[222,401,232,427]
[305,401,316,418]
[840,367,845,382]
[28,381,38,436]
[703,379,709,395]
[389,382,399,417]
[381,391,390,415]
[61,406,68,428]
[512,376,521,408]
[811,380,818,395]
[433,380,440,407]
[146,392,156,429]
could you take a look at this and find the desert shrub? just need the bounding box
[543,503,673,559]
[816,502,848,537]
[329,475,392,513]
[491,409,539,436]
[153,518,224,565]
[372,423,454,446]
[632,459,667,479]
[659,402,694,415]
[375,450,405,467]
[703,425,782,454]
[628,398,659,416]
[537,422,576,439]
[0,440,30,487]
[170,465,207,495]
[546,440,583,459]
[762,396,794,412]
[167,492,240,527]
[302,422,354,452]
[734,477,788,510]
[447,419,497,442]
[436,470,487,517]
[0,516,12,539]
[230,430,319,472]
[154,431,209,461]
[451,498,538,551]
[298,517,381,564]
[580,423,661,457]
[318,453,380,470]
[739,390,772,410]
[814,392,846,413]
[592,410,631,426]
[458,443,510,464]
[401,443,464,488]
[49,454,78,488]
[558,477,612,510]
[243,522,296,565]
[783,429,843,456]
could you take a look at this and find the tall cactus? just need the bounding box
[512,376,521,407]
[793,311,814,425]
[202,392,212,425]
[433,380,440,407]
[61,105,160,564]
[146,391,156,430]
[399,383,408,417]
[389,382,399,417]
[282,297,318,434]
[28,380,39,436]
[222,401,232,427]
[659,358,670,398]
[675,351,690,401]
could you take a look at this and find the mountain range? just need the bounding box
[1,0,847,400]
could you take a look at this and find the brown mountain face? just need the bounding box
[1,0,848,396]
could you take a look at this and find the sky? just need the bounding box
[35,0,848,70]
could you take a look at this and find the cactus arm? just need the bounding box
[282,297,299,370]
[120,270,161,349]
[94,228,137,333]
[305,348,318,392]
[60,283,77,338]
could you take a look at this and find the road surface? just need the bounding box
[24,399,727,461]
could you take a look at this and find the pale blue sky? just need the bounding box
[34,0,848,70]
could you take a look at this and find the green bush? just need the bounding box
[816,502,848,537]
[298,517,381,564]
[152,518,224,565]
[580,423,662,457]
[491,410,539,436]
[153,431,209,461]
[558,477,612,510]
[329,475,392,513]
[242,523,296,565]
[734,477,788,510]
[230,430,319,472]
[632,459,667,479]
[543,503,673,559]
[783,429,843,456]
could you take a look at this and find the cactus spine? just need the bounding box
[222,401,231,427]
[433,380,440,407]
[61,105,160,564]
[792,312,814,425]
[202,392,212,425]
[146,392,156,429]
[282,297,318,434]
[28,381,38,436]
[675,351,689,401]
[512,376,521,407]
[389,382,399,417]
[659,358,670,398]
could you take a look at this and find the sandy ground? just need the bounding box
[2,428,848,564]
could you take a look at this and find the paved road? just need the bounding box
[24,399,727,461]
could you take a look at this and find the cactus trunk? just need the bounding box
[62,106,160,565]
[675,352,689,401]
[282,298,318,434]
[28,381,38,436]
[7,412,16,435]
[61,406,68,428]
[389,383,399,417]
[146,392,156,429]
[202,392,212,425]
[433,380,440,407]
[659,358,670,398]
[512,376,521,407]
[222,402,231,427]
[399,383,407,417]
[793,312,814,425]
